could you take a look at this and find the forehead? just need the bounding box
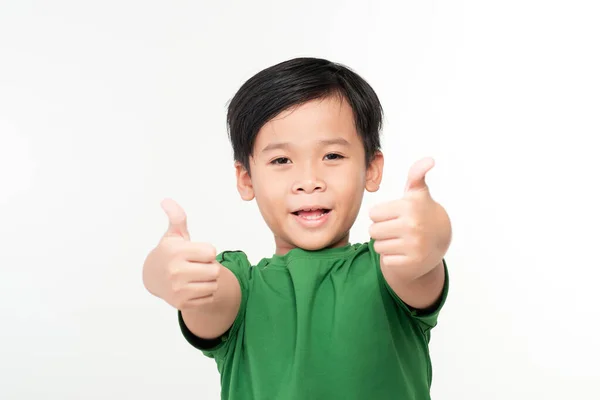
[253,96,359,152]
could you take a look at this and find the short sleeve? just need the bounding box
[178,250,252,359]
[370,240,449,334]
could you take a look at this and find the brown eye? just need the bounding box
[324,153,344,160]
[271,157,291,165]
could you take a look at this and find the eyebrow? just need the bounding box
[261,138,351,153]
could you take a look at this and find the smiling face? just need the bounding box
[235,95,384,255]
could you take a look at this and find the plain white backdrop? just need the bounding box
[1,0,599,399]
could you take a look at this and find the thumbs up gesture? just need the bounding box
[369,158,452,280]
[142,198,221,310]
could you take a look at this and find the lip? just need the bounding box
[290,205,332,214]
[290,206,332,229]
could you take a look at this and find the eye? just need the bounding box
[324,153,344,161]
[270,157,291,165]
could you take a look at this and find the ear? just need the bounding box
[365,151,384,192]
[235,161,255,201]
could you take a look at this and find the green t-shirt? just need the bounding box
[178,241,449,400]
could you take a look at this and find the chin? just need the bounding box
[273,211,352,252]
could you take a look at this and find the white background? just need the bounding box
[1,1,599,399]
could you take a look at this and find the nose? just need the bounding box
[293,179,326,194]
[292,171,326,194]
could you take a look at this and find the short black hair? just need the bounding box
[226,57,384,172]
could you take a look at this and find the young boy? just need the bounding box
[143,57,452,400]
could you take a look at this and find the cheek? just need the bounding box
[327,168,366,206]
[338,180,363,199]
[332,163,365,190]
[253,175,288,212]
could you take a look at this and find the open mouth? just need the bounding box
[292,208,332,220]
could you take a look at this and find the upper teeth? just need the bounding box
[300,212,326,219]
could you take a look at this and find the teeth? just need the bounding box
[299,212,326,220]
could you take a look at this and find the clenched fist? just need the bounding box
[142,198,221,310]
[369,158,451,280]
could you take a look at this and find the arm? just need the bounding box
[369,158,451,312]
[180,264,241,339]
[143,198,242,340]
[380,259,445,310]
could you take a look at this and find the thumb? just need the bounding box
[160,198,190,240]
[404,157,435,193]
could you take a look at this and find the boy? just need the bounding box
[143,57,452,400]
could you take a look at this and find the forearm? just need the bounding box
[181,265,241,339]
[382,260,445,310]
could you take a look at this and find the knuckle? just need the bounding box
[205,263,220,279]
[373,240,381,253]
[368,207,380,220]
[199,243,217,259]
[379,255,389,268]
[405,219,420,231]
[191,242,217,261]
[171,281,185,295]
[167,269,178,282]
[208,245,217,259]
[373,240,386,254]
[368,224,376,237]
[167,263,182,281]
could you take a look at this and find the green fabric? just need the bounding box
[178,241,449,400]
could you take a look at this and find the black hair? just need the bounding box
[226,57,383,172]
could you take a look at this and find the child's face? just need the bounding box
[236,96,383,254]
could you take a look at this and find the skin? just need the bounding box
[235,96,383,255]
[143,95,452,340]
[369,157,451,309]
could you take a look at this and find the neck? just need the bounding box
[274,232,351,255]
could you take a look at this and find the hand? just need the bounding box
[369,158,451,280]
[142,198,220,310]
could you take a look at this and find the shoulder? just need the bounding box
[216,250,254,284]
[348,240,380,268]
[217,249,252,266]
